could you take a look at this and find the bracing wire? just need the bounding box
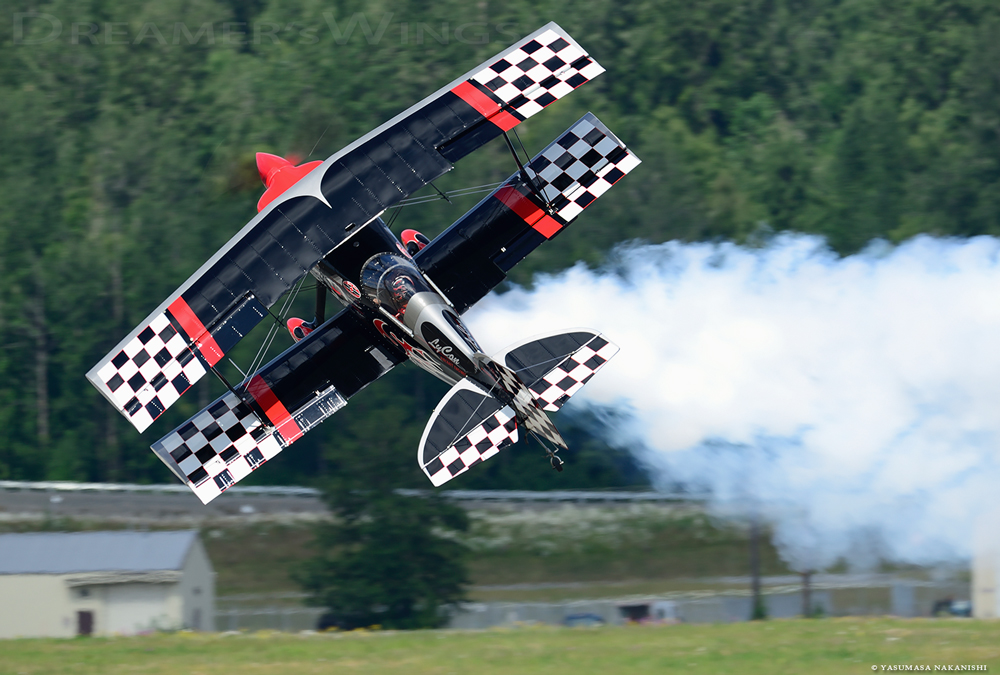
[241,274,309,385]
[308,125,330,159]
[512,128,533,166]
[228,358,247,380]
[388,181,505,209]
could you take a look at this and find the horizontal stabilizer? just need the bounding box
[419,379,518,487]
[497,330,619,411]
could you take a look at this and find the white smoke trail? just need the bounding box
[465,234,1000,570]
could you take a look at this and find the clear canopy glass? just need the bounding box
[359,253,431,316]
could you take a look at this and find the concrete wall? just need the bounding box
[104,583,174,633]
[0,575,74,638]
[973,511,999,619]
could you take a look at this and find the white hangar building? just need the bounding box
[0,530,214,637]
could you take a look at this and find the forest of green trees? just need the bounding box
[2,0,998,487]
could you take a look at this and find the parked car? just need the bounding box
[564,613,605,627]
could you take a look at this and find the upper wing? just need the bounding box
[87,22,604,431]
[414,113,641,313]
[151,307,404,504]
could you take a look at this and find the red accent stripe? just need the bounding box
[494,186,565,239]
[247,375,303,443]
[167,297,224,367]
[495,186,543,225]
[451,80,498,117]
[451,81,521,132]
[490,109,521,132]
[533,215,563,239]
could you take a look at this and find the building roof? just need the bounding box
[0,530,199,574]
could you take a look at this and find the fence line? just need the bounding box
[0,480,707,503]
[215,578,970,632]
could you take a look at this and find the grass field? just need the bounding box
[1,618,997,675]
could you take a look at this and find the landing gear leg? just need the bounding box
[529,432,565,472]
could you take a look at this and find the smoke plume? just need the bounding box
[465,234,1000,570]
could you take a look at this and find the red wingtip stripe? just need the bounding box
[494,186,566,239]
[532,215,563,239]
[495,186,543,225]
[451,81,521,132]
[247,375,303,443]
[167,297,224,367]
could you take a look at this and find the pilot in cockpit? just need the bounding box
[390,274,417,317]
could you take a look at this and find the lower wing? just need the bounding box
[414,112,640,313]
[151,308,403,503]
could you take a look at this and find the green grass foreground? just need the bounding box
[2,619,998,675]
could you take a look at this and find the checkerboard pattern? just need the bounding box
[491,361,568,451]
[470,28,605,121]
[93,313,208,432]
[527,335,619,412]
[151,390,284,504]
[528,114,641,222]
[423,406,518,487]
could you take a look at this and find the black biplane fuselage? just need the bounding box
[309,216,485,389]
[87,22,638,503]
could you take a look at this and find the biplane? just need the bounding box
[86,23,640,503]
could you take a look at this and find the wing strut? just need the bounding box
[502,131,554,214]
[314,283,327,325]
[207,363,275,434]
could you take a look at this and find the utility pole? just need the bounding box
[750,517,765,620]
[801,570,813,617]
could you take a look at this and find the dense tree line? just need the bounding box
[1,0,998,486]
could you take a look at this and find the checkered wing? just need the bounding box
[415,113,640,313]
[462,26,604,128]
[527,113,641,223]
[151,307,402,504]
[151,390,287,504]
[152,382,354,504]
[419,380,519,487]
[90,312,211,432]
[498,330,619,412]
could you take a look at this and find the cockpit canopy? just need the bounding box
[359,253,431,315]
